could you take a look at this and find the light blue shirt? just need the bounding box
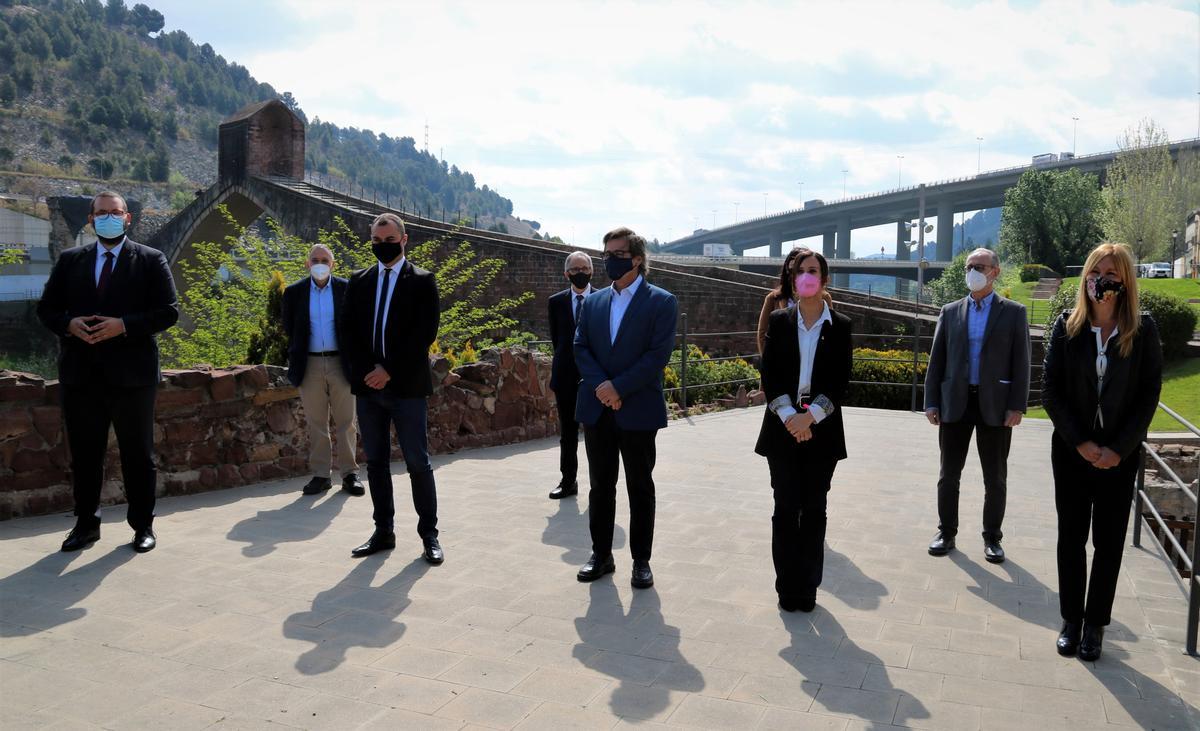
[609,274,643,344]
[967,292,995,386]
[94,238,125,284]
[373,258,404,357]
[308,278,337,352]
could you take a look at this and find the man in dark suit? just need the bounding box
[923,247,1030,563]
[341,213,443,565]
[547,250,595,499]
[281,244,364,497]
[36,191,179,553]
[573,227,677,589]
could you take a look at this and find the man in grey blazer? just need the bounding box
[923,248,1029,563]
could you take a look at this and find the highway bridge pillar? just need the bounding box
[834,216,851,288]
[895,221,910,261]
[822,231,835,258]
[768,231,783,258]
[936,199,954,261]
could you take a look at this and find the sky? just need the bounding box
[151,0,1199,255]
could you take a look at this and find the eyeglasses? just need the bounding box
[965,264,991,273]
[603,250,632,260]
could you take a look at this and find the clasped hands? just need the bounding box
[67,315,125,344]
[596,380,622,410]
[784,410,815,442]
[364,364,391,390]
[1077,440,1120,469]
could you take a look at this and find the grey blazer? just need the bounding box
[923,294,1030,427]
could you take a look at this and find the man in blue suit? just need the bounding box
[573,227,677,588]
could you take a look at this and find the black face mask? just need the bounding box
[372,241,403,264]
[568,271,591,289]
[605,256,634,281]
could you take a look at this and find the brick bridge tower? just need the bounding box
[218,99,305,183]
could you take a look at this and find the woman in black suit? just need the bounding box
[1042,242,1162,661]
[754,248,853,612]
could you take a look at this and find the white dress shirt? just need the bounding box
[609,275,643,344]
[372,258,405,357]
[308,278,338,353]
[95,238,126,284]
[774,301,833,425]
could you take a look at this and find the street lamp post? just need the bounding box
[733,202,739,223]
[842,169,848,197]
[763,192,768,216]
[897,156,904,187]
[1171,229,1180,278]
[976,137,983,173]
[797,182,803,202]
[1071,116,1079,156]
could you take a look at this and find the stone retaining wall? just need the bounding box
[0,348,557,520]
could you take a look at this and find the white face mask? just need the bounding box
[965,268,989,292]
[310,263,331,281]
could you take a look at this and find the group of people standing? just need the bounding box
[36,190,1162,665]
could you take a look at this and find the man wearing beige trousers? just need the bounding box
[282,245,365,496]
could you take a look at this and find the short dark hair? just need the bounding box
[603,226,649,275]
[371,212,406,235]
[91,190,127,213]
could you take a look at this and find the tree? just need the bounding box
[1102,119,1178,261]
[0,77,14,106]
[130,3,164,34]
[998,168,1105,272]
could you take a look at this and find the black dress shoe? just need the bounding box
[577,553,616,582]
[549,480,578,499]
[928,531,955,556]
[631,560,654,589]
[984,539,1005,564]
[422,537,444,565]
[1056,621,1082,656]
[341,474,365,496]
[779,593,816,613]
[351,530,396,557]
[1078,623,1105,661]
[61,523,100,552]
[303,477,332,495]
[132,527,156,553]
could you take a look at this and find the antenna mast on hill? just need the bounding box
[424,120,429,153]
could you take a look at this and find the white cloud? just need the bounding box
[202,0,1200,251]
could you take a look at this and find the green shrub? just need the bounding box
[663,344,759,406]
[847,348,929,410]
[1020,264,1057,282]
[245,270,288,366]
[1046,285,1196,359]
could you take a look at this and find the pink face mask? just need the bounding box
[794,273,822,298]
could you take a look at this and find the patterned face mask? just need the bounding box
[1086,275,1125,304]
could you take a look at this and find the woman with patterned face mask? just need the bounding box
[1042,243,1163,662]
[753,249,853,613]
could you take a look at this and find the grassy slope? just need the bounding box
[1026,357,1200,432]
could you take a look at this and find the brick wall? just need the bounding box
[0,348,557,520]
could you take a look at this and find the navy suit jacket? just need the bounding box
[281,275,351,387]
[573,280,678,430]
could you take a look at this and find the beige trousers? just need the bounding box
[298,355,358,479]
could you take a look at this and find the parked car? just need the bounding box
[1146,262,1172,278]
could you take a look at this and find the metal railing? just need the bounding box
[1133,404,1200,655]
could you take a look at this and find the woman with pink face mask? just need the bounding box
[1042,242,1162,662]
[754,248,853,612]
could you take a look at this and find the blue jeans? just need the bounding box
[356,390,438,538]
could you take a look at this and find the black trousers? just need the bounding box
[554,382,580,482]
[583,408,657,561]
[357,390,437,538]
[767,455,836,601]
[62,384,158,531]
[1052,433,1138,626]
[937,391,1011,540]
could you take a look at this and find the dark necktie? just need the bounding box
[373,268,391,359]
[96,251,114,299]
[574,294,584,322]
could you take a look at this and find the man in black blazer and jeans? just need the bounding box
[37,191,179,553]
[342,213,443,565]
[281,244,364,497]
[923,247,1030,563]
[546,250,594,499]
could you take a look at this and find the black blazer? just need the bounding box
[342,260,439,398]
[1042,311,1162,460]
[755,306,853,461]
[548,287,584,392]
[36,239,179,387]
[281,275,351,387]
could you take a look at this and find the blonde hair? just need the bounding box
[1065,242,1140,358]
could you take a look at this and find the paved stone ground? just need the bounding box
[2,407,1197,730]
